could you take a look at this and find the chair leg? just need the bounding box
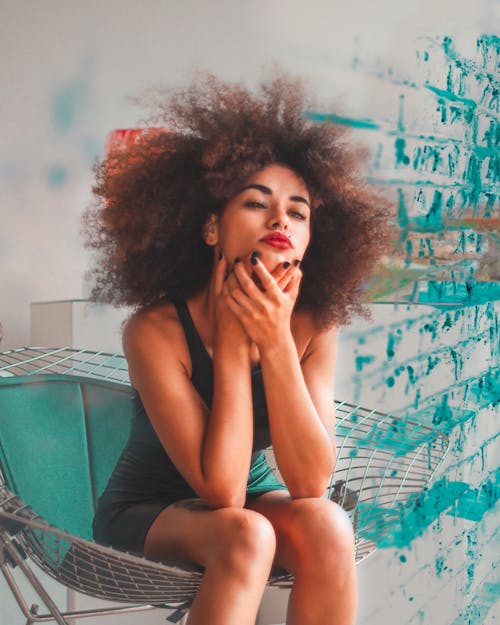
[0,533,70,625]
[166,607,190,623]
[1,532,191,625]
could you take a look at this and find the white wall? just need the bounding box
[0,0,495,349]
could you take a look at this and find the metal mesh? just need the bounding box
[0,347,130,385]
[327,401,449,561]
[0,347,449,603]
[0,485,201,607]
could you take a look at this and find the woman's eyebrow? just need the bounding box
[239,183,310,208]
[290,195,310,208]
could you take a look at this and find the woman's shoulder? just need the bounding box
[123,300,178,336]
[292,308,339,362]
[294,307,339,334]
[122,300,192,375]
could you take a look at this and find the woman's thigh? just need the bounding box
[143,497,276,569]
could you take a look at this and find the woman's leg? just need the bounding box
[246,491,357,625]
[143,498,276,625]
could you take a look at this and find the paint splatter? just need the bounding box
[328,33,499,624]
[51,75,90,135]
[47,164,68,187]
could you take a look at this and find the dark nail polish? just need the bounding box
[283,261,291,268]
[218,251,223,260]
[250,255,258,265]
[234,257,242,263]
[293,259,301,267]
[251,250,260,258]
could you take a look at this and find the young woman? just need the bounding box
[85,72,391,625]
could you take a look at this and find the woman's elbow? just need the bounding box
[202,487,246,509]
[287,471,333,499]
[289,485,327,499]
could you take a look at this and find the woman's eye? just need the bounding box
[245,201,267,208]
[291,211,306,220]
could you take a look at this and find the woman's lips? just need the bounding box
[259,236,292,249]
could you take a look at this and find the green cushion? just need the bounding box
[82,382,133,505]
[0,375,133,540]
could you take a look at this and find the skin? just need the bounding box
[122,164,356,625]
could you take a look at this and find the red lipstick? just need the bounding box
[259,233,293,249]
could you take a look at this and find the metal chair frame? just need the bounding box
[0,347,450,625]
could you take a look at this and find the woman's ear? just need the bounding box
[202,213,219,246]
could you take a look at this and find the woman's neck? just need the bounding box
[188,285,216,349]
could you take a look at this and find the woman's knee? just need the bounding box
[285,498,355,570]
[207,507,276,576]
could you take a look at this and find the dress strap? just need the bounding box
[173,300,212,363]
[172,300,213,405]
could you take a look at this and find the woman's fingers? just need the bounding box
[283,266,303,297]
[224,252,302,314]
[271,259,301,291]
[219,252,303,347]
[249,254,294,299]
[233,257,261,297]
[212,250,227,296]
[271,260,291,284]
[224,267,240,296]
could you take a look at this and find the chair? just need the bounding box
[0,347,450,625]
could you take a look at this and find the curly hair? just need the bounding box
[82,71,393,330]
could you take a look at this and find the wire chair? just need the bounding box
[0,347,450,625]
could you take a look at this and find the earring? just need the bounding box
[203,224,216,244]
[203,213,218,243]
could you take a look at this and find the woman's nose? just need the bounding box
[267,212,289,231]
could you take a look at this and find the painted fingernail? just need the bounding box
[293,259,301,267]
[234,257,242,263]
[250,254,258,265]
[283,261,291,268]
[251,250,260,258]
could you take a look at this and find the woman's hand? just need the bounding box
[223,251,303,348]
[211,250,251,349]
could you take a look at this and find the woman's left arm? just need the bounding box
[224,254,338,498]
[259,325,338,498]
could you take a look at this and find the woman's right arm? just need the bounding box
[123,256,254,509]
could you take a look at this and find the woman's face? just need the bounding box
[205,163,311,273]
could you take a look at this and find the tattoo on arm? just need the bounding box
[171,498,211,512]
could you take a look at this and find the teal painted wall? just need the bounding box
[332,34,498,625]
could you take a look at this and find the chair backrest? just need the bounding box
[0,366,449,562]
[0,375,133,539]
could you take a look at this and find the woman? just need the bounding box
[84,72,391,625]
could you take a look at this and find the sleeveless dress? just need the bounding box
[92,299,287,553]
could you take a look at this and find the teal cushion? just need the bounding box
[0,375,132,540]
[82,382,132,505]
